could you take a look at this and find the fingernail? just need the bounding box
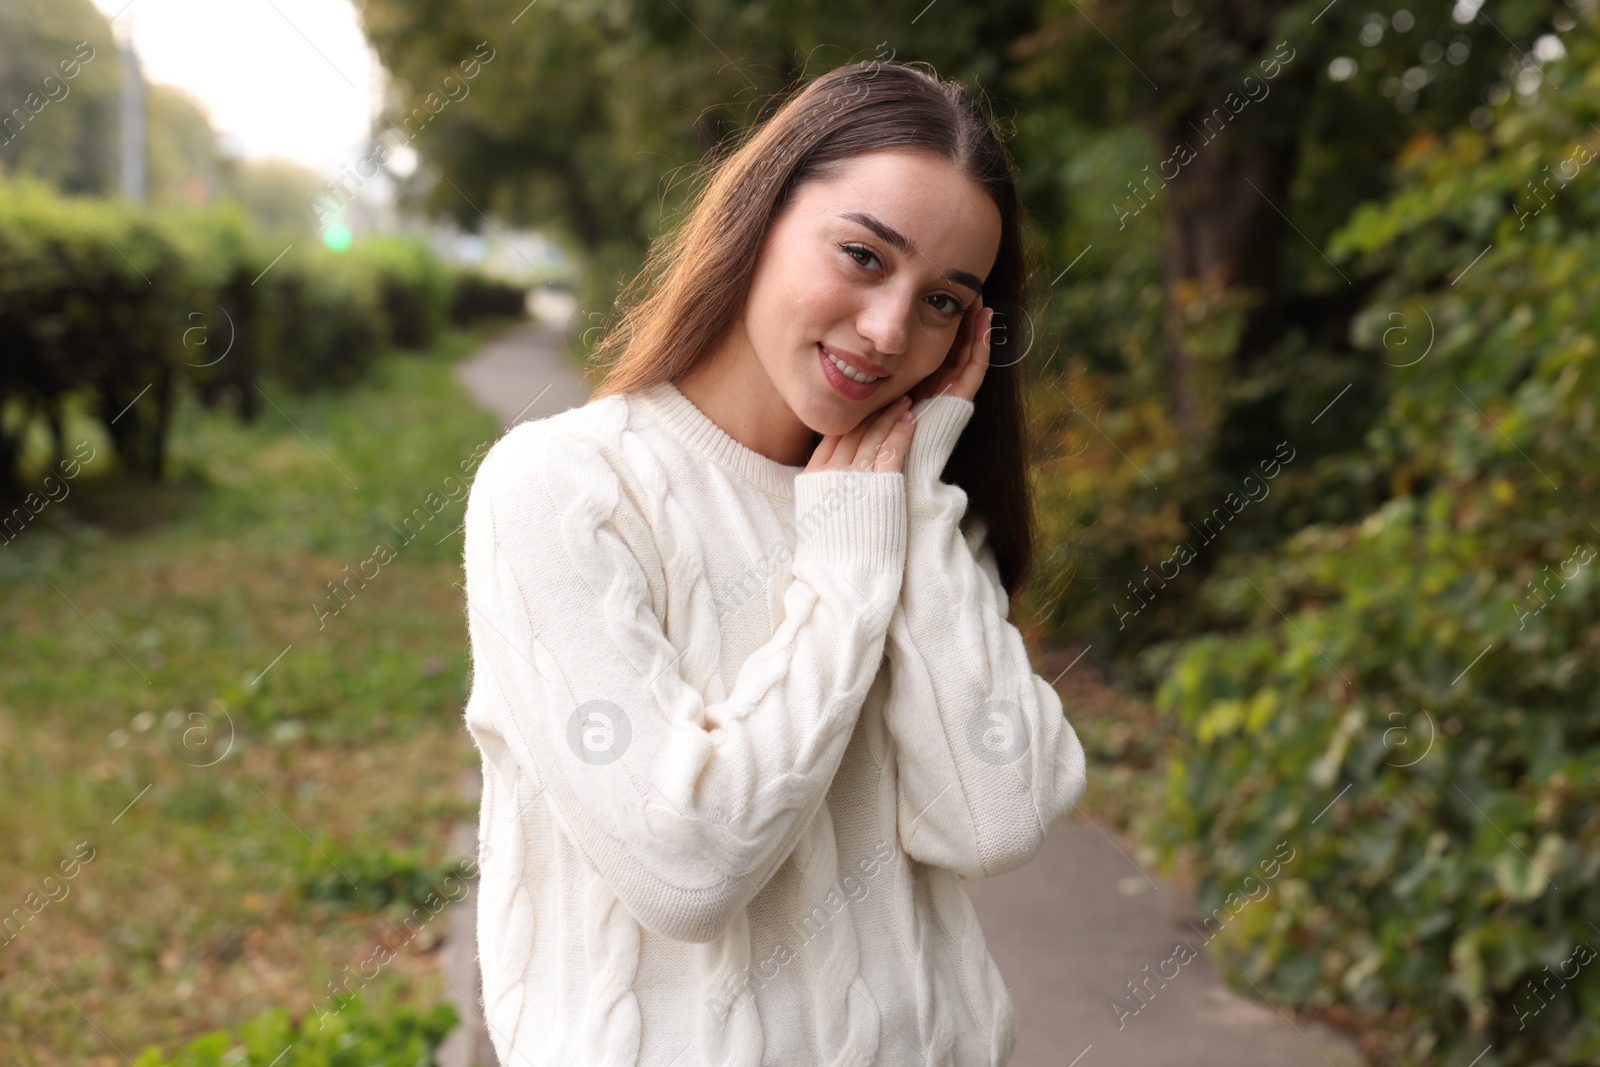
[900,408,914,422]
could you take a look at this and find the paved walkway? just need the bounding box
[437,307,1365,1067]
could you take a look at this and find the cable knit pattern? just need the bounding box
[461,380,1087,1066]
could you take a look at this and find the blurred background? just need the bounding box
[3,0,1597,1065]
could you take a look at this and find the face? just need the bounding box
[736,149,1002,436]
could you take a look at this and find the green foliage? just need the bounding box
[448,269,527,325]
[128,994,458,1067]
[145,83,226,210]
[0,0,119,195]
[1151,14,1600,1064]
[0,172,472,502]
[1014,0,1572,668]
[295,835,477,915]
[0,172,193,487]
[348,235,455,351]
[0,0,247,207]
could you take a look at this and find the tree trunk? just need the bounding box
[1157,124,1296,431]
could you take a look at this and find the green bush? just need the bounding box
[1148,23,1600,1065]
[263,250,385,395]
[350,235,454,351]
[449,269,527,325]
[0,172,458,503]
[1014,118,1390,670]
[129,993,457,1067]
[0,174,189,490]
[156,202,276,422]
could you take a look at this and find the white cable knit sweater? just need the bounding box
[460,379,1088,1067]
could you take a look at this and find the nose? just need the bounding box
[855,289,913,358]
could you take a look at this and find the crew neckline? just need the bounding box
[631,380,808,499]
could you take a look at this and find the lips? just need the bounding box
[819,342,889,380]
[818,343,883,400]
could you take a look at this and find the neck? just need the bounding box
[676,325,821,468]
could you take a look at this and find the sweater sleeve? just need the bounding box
[462,421,907,943]
[883,394,1088,879]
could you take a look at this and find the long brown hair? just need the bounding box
[589,59,1036,600]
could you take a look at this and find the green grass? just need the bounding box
[0,323,517,1065]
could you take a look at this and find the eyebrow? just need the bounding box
[839,211,985,295]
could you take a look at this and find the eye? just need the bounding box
[839,243,881,271]
[841,241,964,319]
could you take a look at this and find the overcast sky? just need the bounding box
[91,0,381,176]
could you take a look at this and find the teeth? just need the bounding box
[823,347,880,384]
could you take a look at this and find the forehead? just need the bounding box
[791,149,1001,275]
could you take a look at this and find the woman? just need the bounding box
[461,58,1087,1066]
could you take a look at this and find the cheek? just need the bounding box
[797,268,858,328]
[903,326,957,381]
[751,265,855,345]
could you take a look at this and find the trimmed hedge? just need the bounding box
[0,172,521,502]
[449,267,527,325]
[353,234,455,351]
[0,176,189,492]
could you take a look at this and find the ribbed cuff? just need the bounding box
[791,469,907,578]
[905,394,975,486]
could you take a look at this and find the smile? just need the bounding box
[817,343,886,401]
[819,343,881,383]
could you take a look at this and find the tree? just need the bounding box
[0,0,118,195]
[1006,0,1574,653]
[1011,0,1560,427]
[145,83,225,209]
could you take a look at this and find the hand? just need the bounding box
[909,299,993,406]
[806,395,917,475]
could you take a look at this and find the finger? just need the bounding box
[847,398,901,472]
[877,403,917,472]
[957,298,980,348]
[832,413,875,468]
[972,307,985,374]
[926,305,983,399]
[967,306,994,383]
[856,396,912,472]
[806,432,841,471]
[935,310,976,384]
[944,305,991,401]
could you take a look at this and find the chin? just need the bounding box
[793,399,847,438]
[798,386,869,437]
